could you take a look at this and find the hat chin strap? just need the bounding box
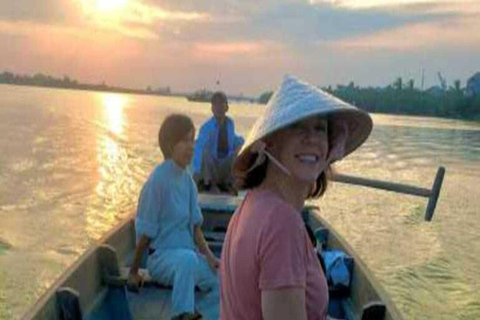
[263,149,292,176]
[246,147,292,176]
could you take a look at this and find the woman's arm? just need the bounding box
[194,225,220,270]
[127,235,151,292]
[262,288,307,320]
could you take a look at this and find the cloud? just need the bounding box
[0,0,209,41]
[326,15,480,51]
[308,0,477,11]
[1,0,464,45]
[1,0,479,94]
[193,42,263,55]
[134,1,444,47]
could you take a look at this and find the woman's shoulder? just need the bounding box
[248,189,303,226]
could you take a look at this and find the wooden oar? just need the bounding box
[331,166,446,221]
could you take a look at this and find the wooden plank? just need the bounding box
[98,245,121,280]
[203,231,226,242]
[198,193,243,212]
[127,287,172,320]
[103,267,154,287]
[56,288,82,320]
[361,301,386,320]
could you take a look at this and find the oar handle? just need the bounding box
[424,166,446,221]
[331,166,446,221]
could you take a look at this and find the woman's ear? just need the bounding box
[263,136,277,152]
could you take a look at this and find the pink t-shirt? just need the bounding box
[220,189,328,320]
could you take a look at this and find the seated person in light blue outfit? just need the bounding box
[128,114,220,320]
[192,92,244,194]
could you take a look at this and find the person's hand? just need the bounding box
[206,255,220,272]
[127,271,144,293]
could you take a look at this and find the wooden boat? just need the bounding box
[21,168,445,320]
[21,194,401,320]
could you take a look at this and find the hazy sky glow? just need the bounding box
[1,0,479,95]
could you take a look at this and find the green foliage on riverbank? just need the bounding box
[323,80,480,120]
[258,76,480,120]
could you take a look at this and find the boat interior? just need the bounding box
[23,194,401,320]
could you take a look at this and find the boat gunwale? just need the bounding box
[22,194,404,320]
[20,214,136,320]
[310,208,404,320]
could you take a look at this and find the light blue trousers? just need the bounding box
[147,248,219,317]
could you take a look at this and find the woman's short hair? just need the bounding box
[158,114,194,158]
[236,155,331,199]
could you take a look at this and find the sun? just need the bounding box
[95,0,129,12]
[80,0,129,14]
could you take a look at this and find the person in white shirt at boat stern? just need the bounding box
[192,91,244,194]
[128,114,220,320]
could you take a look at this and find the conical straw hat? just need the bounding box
[234,75,373,174]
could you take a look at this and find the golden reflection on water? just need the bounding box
[87,93,130,239]
[99,93,127,170]
[102,93,126,135]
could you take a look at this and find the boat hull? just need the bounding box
[22,194,403,320]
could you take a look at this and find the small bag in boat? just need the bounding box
[304,221,351,290]
[321,250,351,288]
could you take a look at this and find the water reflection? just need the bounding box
[3,85,480,319]
[86,93,131,239]
[99,93,127,169]
[102,93,126,135]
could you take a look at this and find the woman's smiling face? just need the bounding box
[267,117,329,183]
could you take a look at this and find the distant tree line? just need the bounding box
[258,74,480,120]
[0,71,171,96]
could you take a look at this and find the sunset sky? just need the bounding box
[1,0,479,96]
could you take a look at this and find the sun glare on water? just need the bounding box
[101,93,126,135]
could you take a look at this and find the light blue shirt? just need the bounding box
[135,159,203,250]
[192,116,244,175]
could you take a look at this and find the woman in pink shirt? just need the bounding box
[219,75,373,320]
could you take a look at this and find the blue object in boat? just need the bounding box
[321,250,351,287]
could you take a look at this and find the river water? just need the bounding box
[0,84,479,319]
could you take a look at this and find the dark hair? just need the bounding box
[236,155,331,199]
[211,91,228,105]
[158,114,194,158]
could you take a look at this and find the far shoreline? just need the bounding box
[0,82,185,98]
[2,82,479,124]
